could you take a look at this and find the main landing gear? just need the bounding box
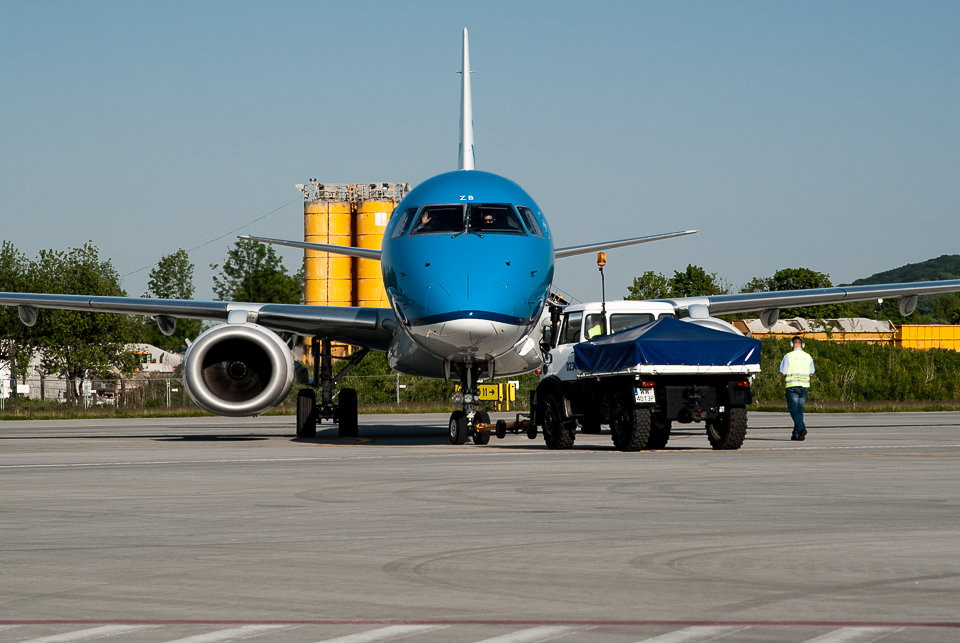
[296,338,368,440]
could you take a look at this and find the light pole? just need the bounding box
[597,252,607,334]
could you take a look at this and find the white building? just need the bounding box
[0,344,182,402]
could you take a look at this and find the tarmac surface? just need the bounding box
[1,411,959,642]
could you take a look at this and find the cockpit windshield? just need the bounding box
[408,203,527,236]
[467,204,525,235]
[409,205,465,235]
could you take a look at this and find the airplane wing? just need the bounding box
[658,278,960,321]
[247,229,699,261]
[241,235,381,260]
[554,230,697,258]
[0,293,396,351]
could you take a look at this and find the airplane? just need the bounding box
[3,28,960,445]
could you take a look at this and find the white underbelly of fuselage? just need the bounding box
[410,317,528,359]
[386,317,544,380]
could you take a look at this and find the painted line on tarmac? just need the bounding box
[634,625,752,642]
[20,624,159,642]
[473,625,587,642]
[160,624,291,642]
[737,444,960,457]
[314,624,450,642]
[5,442,960,470]
[768,443,960,450]
[799,626,906,642]
[2,620,959,628]
[0,450,547,470]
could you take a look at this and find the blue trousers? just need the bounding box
[786,386,809,435]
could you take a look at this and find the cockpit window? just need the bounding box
[516,206,544,237]
[390,206,419,238]
[409,205,465,235]
[406,203,527,236]
[467,204,525,235]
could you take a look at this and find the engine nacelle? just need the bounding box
[681,316,745,335]
[183,322,295,417]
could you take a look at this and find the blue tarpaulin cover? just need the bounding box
[573,317,762,373]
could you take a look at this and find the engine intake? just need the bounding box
[183,322,294,416]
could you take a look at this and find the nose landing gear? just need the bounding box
[447,361,491,445]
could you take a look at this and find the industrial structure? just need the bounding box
[734,318,960,351]
[297,180,410,359]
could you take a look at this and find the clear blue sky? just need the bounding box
[2,1,958,302]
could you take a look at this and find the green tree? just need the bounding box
[147,249,195,299]
[767,267,833,292]
[0,241,32,393]
[211,239,302,304]
[739,267,852,319]
[741,276,773,293]
[26,243,140,403]
[624,265,729,300]
[143,249,203,350]
[669,264,729,297]
[625,271,671,300]
[931,295,960,325]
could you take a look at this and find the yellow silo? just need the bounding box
[304,199,353,307]
[303,190,354,361]
[356,195,394,308]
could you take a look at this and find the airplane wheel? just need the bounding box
[337,388,359,438]
[296,389,317,439]
[707,407,747,450]
[472,411,491,445]
[449,411,468,444]
[495,419,507,439]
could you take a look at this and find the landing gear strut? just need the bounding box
[448,361,488,445]
[296,338,368,439]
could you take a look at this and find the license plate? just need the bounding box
[634,387,655,404]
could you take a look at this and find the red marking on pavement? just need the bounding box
[1,619,959,628]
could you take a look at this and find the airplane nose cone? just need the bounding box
[391,252,544,326]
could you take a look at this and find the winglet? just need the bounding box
[458,27,475,170]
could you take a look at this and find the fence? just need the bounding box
[0,376,191,411]
[0,373,535,413]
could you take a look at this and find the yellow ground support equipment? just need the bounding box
[896,325,960,351]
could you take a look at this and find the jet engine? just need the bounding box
[183,322,295,417]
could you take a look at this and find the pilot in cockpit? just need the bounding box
[417,210,432,232]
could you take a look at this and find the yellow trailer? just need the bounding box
[896,325,960,351]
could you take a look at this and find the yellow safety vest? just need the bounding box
[783,349,814,388]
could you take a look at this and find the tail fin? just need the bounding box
[458,27,475,170]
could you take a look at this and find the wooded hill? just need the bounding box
[851,254,960,285]
[840,254,960,323]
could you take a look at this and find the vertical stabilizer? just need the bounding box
[458,27,475,170]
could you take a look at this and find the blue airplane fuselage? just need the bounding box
[381,170,554,377]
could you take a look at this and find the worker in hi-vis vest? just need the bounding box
[779,335,815,441]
